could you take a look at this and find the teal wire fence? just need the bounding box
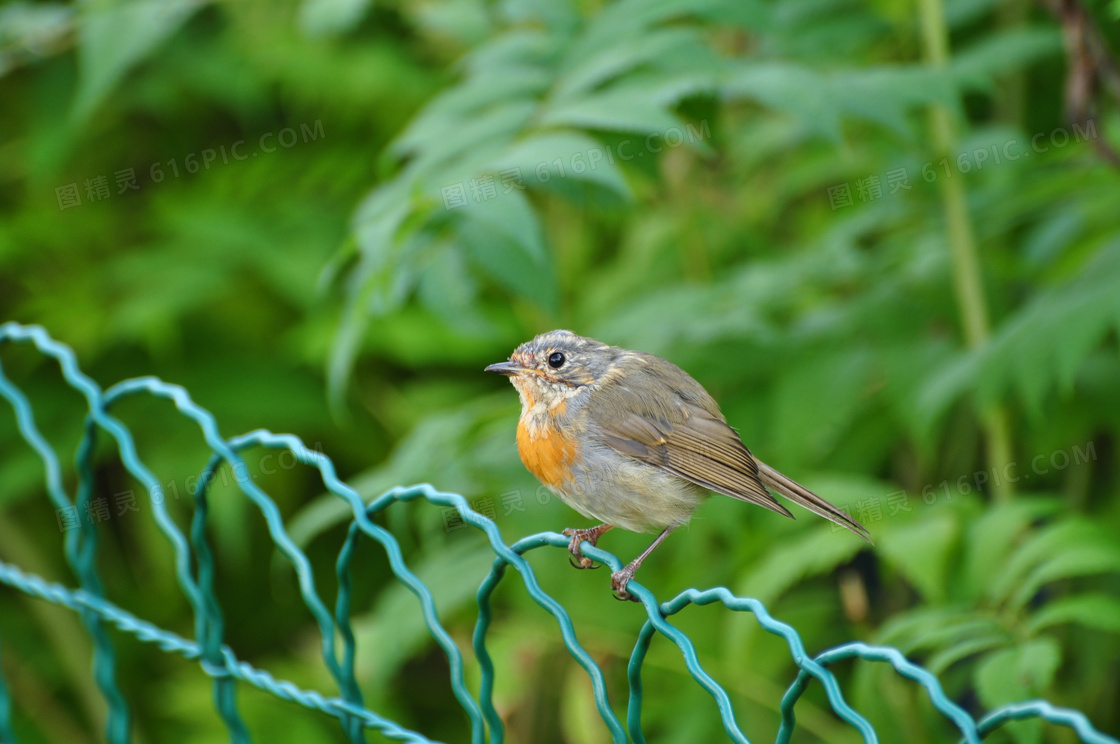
[0,321,1115,744]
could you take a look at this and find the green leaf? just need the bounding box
[974,637,1062,708]
[411,0,492,46]
[975,639,1062,744]
[540,83,684,135]
[944,0,1002,27]
[1010,543,1120,612]
[1021,209,1084,270]
[989,518,1119,606]
[487,131,633,202]
[691,0,773,29]
[918,617,1003,651]
[877,512,959,603]
[565,0,729,61]
[976,242,1120,415]
[457,190,557,312]
[297,0,372,36]
[552,28,710,99]
[950,27,1063,92]
[725,62,840,141]
[459,186,545,261]
[392,73,550,160]
[459,28,560,77]
[877,606,981,653]
[727,62,961,141]
[963,498,1061,597]
[1028,594,1120,635]
[927,633,1011,676]
[770,348,873,469]
[738,525,866,605]
[73,0,202,120]
[416,243,490,333]
[913,350,979,434]
[875,607,1015,675]
[329,186,413,402]
[396,100,537,178]
[830,66,959,137]
[0,3,74,78]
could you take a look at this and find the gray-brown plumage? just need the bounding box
[589,350,871,541]
[487,330,872,599]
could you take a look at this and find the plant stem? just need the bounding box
[918,0,1015,500]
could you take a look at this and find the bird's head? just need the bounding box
[485,330,615,410]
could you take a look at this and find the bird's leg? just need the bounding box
[611,526,676,602]
[562,524,613,569]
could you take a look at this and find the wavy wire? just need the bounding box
[0,323,1116,744]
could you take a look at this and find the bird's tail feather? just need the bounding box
[756,460,873,544]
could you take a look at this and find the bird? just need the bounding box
[485,330,872,601]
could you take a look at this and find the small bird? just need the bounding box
[486,330,872,601]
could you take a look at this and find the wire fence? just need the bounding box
[0,321,1115,744]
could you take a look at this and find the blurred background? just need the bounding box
[2,0,1120,741]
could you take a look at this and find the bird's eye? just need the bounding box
[548,352,565,369]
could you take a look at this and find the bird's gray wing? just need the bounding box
[589,371,792,517]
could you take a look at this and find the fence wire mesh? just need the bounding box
[0,321,1115,744]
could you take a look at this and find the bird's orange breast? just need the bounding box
[516,413,580,489]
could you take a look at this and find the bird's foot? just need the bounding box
[610,566,640,602]
[562,525,611,569]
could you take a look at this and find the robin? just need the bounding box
[486,330,872,601]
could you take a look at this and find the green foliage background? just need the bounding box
[2,0,1120,742]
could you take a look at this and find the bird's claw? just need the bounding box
[610,569,640,602]
[568,555,598,570]
[562,527,602,570]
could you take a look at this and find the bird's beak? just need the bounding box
[485,361,524,376]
